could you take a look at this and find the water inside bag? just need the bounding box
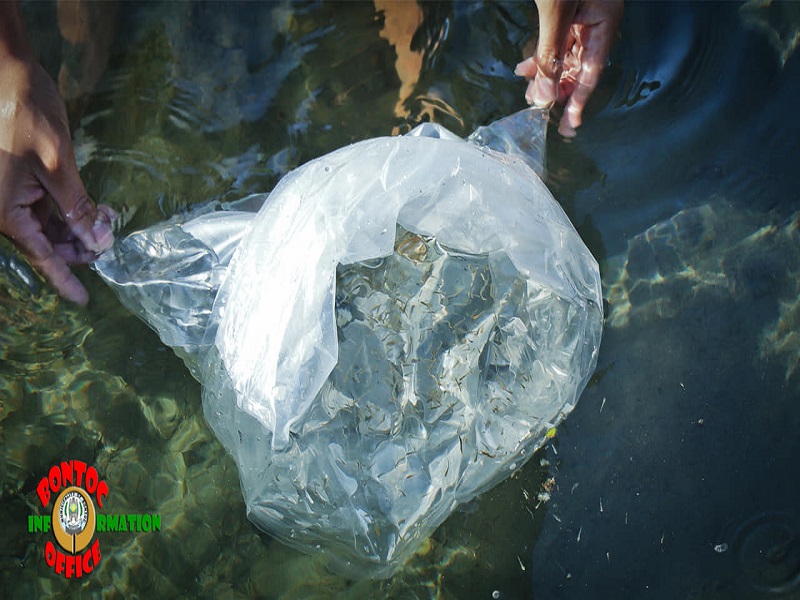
[93,110,602,577]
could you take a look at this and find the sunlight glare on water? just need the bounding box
[2,1,800,598]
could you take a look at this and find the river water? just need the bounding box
[1,1,799,598]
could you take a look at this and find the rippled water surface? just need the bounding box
[2,1,800,598]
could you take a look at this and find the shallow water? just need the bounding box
[2,1,799,598]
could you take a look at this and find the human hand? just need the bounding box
[515,0,623,137]
[1,6,115,306]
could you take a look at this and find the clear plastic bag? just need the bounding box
[94,108,603,578]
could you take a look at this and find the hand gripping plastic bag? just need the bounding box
[94,108,603,578]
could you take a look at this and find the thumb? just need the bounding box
[529,0,578,107]
[38,140,114,254]
[7,204,91,306]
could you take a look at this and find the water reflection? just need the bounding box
[4,2,542,597]
[741,0,800,67]
[550,1,800,259]
[3,0,800,598]
[603,198,800,379]
[530,3,800,598]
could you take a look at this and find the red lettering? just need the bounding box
[85,467,98,495]
[45,541,56,567]
[90,539,101,571]
[82,546,92,574]
[65,554,75,579]
[73,460,87,488]
[46,535,102,578]
[96,480,109,509]
[37,477,50,507]
[38,461,109,508]
[48,466,62,496]
[60,461,74,487]
[55,549,66,575]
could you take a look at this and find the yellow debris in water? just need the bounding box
[416,538,433,557]
[545,427,557,439]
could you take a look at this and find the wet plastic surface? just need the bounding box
[3,1,800,597]
[94,111,602,577]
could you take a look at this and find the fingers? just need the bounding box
[34,199,107,264]
[0,54,110,305]
[518,0,623,135]
[23,62,115,254]
[8,206,90,305]
[514,0,577,106]
[34,123,115,255]
[561,2,623,133]
[529,0,579,107]
[4,191,113,305]
[560,71,594,136]
[62,192,115,253]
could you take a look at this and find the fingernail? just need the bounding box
[558,120,577,138]
[92,217,114,250]
[524,80,536,105]
[533,77,557,107]
[513,58,533,77]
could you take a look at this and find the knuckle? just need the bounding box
[535,47,563,79]
[64,194,94,223]
[37,134,66,174]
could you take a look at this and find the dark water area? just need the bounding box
[556,1,800,257]
[531,2,800,598]
[1,1,799,598]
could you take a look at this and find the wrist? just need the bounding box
[0,1,33,61]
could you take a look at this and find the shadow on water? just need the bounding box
[531,2,800,598]
[550,1,800,255]
[2,1,800,598]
